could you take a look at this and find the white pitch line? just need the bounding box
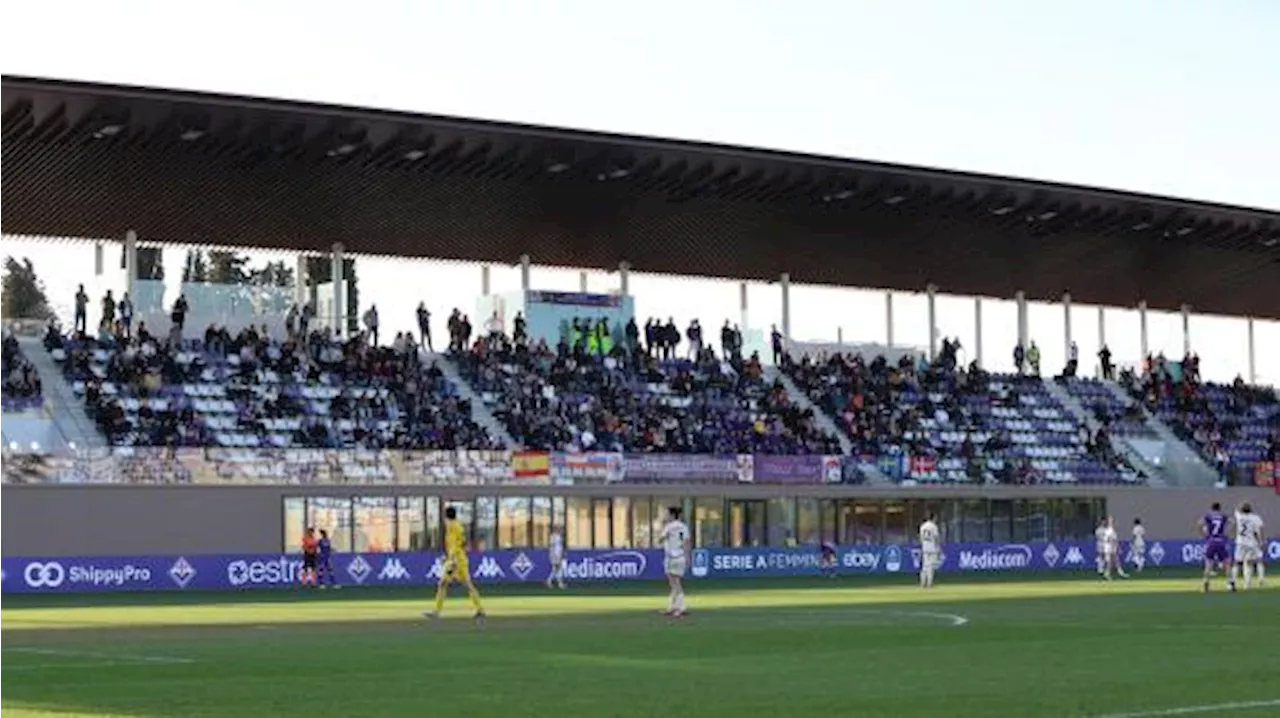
[763,608,969,627]
[5,661,145,672]
[3,647,195,664]
[1089,699,1280,718]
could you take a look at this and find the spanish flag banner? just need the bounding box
[512,451,551,479]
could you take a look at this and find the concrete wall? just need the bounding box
[2,484,1274,557]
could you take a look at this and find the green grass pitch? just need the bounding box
[2,571,1276,717]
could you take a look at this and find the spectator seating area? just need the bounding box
[2,331,43,412]
[1060,377,1157,439]
[453,338,842,454]
[45,326,502,451]
[1144,377,1279,480]
[784,353,1138,484]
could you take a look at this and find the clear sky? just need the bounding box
[2,0,1277,382]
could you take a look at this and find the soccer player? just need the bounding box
[300,527,319,587]
[659,506,691,618]
[819,540,838,579]
[1200,502,1234,592]
[1130,518,1147,573]
[918,513,941,588]
[317,529,338,589]
[546,528,567,589]
[1094,518,1109,577]
[1101,517,1127,579]
[424,506,485,620]
[1234,502,1266,589]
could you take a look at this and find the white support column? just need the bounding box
[780,273,791,340]
[618,261,630,296]
[294,254,308,307]
[1062,291,1073,354]
[123,230,138,303]
[974,297,983,367]
[738,281,749,329]
[1246,317,1256,384]
[519,254,531,292]
[1014,290,1028,348]
[926,284,938,360]
[579,271,589,293]
[1138,300,1149,361]
[480,265,491,296]
[885,291,894,347]
[1097,306,1106,349]
[330,243,345,338]
[1180,303,1191,356]
[837,326,844,347]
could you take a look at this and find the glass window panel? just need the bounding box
[424,497,441,549]
[531,497,553,548]
[767,498,797,547]
[283,497,306,553]
[1020,499,1052,543]
[445,500,474,547]
[396,497,426,551]
[474,497,497,551]
[499,497,530,549]
[820,500,838,544]
[307,497,352,552]
[796,498,820,546]
[553,497,567,535]
[566,497,593,549]
[937,500,962,545]
[840,500,881,544]
[631,497,653,548]
[593,499,612,548]
[649,497,683,544]
[694,498,724,548]
[883,499,908,545]
[960,499,989,543]
[612,498,631,548]
[990,499,1013,543]
[353,497,396,553]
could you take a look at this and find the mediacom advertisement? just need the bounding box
[4,539,1276,593]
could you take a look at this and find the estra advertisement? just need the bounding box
[5,540,1277,593]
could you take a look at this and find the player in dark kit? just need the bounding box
[1200,503,1234,593]
[317,529,338,589]
[819,541,838,579]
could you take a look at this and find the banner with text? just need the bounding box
[550,452,624,484]
[622,454,753,483]
[752,455,842,484]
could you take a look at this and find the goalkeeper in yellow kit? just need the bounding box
[424,506,486,620]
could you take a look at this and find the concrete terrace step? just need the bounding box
[766,367,893,485]
[17,336,105,450]
[424,350,519,449]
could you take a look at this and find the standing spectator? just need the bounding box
[1027,341,1041,376]
[119,292,134,339]
[74,285,89,334]
[625,317,639,352]
[771,324,783,365]
[460,314,473,349]
[170,295,189,334]
[721,321,734,359]
[100,290,116,331]
[731,325,744,361]
[1013,343,1026,375]
[512,311,527,345]
[643,319,657,357]
[416,302,433,351]
[686,319,702,359]
[1098,344,1113,380]
[448,309,463,351]
[286,304,299,337]
[363,304,380,346]
[662,318,679,360]
[1063,341,1079,378]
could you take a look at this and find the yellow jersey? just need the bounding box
[445,519,467,559]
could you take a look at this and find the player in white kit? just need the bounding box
[659,506,691,617]
[1099,517,1127,580]
[918,513,941,588]
[1094,518,1109,576]
[1129,518,1147,572]
[546,530,567,589]
[1233,503,1266,590]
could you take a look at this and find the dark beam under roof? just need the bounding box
[3,75,1278,318]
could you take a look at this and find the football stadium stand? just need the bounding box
[2,330,43,412]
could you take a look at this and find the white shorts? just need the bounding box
[921,549,940,569]
[664,555,687,577]
[549,556,564,573]
[1103,545,1117,559]
[1235,542,1262,563]
[1131,541,1145,555]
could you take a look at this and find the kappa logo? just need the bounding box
[1042,543,1061,568]
[473,557,505,580]
[24,562,66,588]
[378,557,411,581]
[1148,542,1166,565]
[509,553,534,580]
[168,557,196,588]
[1064,546,1085,566]
[347,555,372,584]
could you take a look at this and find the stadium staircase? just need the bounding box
[17,336,104,450]
[1098,380,1219,487]
[765,367,893,484]
[425,350,519,449]
[1041,378,1162,485]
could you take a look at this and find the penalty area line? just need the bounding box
[762,608,969,627]
[3,647,195,664]
[1089,698,1280,718]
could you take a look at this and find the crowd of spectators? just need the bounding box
[453,316,840,455]
[2,329,43,410]
[45,318,501,451]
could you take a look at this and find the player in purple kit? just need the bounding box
[317,529,339,590]
[1200,502,1235,593]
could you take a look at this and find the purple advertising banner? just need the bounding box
[622,454,752,483]
[752,455,842,484]
[550,452,624,484]
[527,291,621,308]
